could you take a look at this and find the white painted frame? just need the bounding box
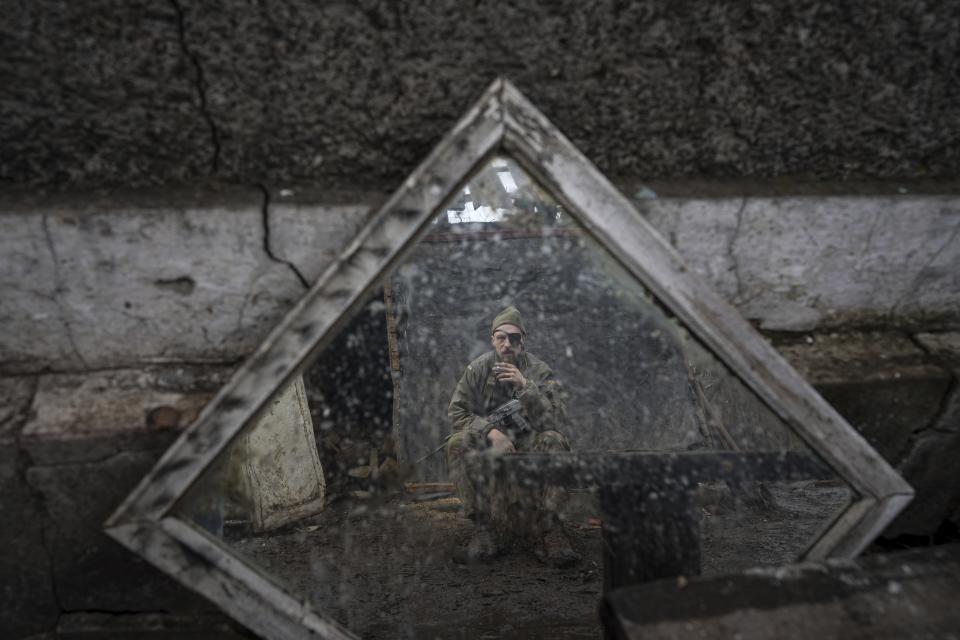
[105,79,913,640]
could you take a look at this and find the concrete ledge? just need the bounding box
[603,544,960,639]
[2,189,959,373]
[638,195,960,332]
[55,612,252,640]
[21,366,230,465]
[0,190,302,373]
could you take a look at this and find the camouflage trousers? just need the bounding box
[446,428,571,537]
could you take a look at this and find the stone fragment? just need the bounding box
[21,366,228,465]
[884,331,960,536]
[915,332,960,374]
[886,428,960,536]
[602,544,960,639]
[775,332,952,462]
[145,405,183,430]
[348,465,372,479]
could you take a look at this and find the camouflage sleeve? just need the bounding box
[447,364,489,436]
[516,369,568,432]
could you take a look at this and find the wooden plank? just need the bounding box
[382,278,401,373]
[404,482,455,493]
[470,450,836,489]
[383,277,405,466]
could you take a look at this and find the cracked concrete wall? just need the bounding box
[1,188,959,637]
[3,190,957,376]
[1,366,236,638]
[638,195,960,332]
[3,1,960,189]
[4,2,958,637]
[0,188,357,373]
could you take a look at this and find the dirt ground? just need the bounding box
[226,481,850,639]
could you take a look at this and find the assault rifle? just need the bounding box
[413,399,532,465]
[485,398,531,438]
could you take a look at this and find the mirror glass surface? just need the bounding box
[174,155,853,639]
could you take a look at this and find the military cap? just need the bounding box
[491,305,526,335]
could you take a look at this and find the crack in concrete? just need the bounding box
[860,209,883,262]
[235,273,261,334]
[893,334,959,465]
[257,184,310,289]
[42,515,63,620]
[9,376,63,616]
[889,220,960,323]
[199,325,217,348]
[800,223,821,250]
[727,197,748,305]
[40,215,90,370]
[6,376,39,436]
[1,360,239,379]
[28,448,159,470]
[57,608,172,617]
[171,0,221,174]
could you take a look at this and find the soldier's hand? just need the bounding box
[487,428,516,454]
[493,362,526,388]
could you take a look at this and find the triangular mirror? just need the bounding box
[106,79,912,639]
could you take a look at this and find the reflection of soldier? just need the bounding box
[446,306,579,566]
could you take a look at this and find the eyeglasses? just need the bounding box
[493,331,523,347]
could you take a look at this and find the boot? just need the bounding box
[454,522,500,564]
[535,529,580,568]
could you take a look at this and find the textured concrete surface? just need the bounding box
[56,612,252,640]
[0,377,58,640]
[885,332,960,536]
[2,2,958,637]
[0,189,304,373]
[638,195,960,331]
[1,367,230,638]
[603,544,960,639]
[3,191,958,375]
[1,1,212,187]
[263,191,374,285]
[776,332,952,462]
[26,450,220,614]
[3,1,960,188]
[21,366,228,464]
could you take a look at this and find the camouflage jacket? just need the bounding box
[447,350,567,437]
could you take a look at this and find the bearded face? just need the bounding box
[491,323,524,364]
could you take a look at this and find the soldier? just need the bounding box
[446,305,580,566]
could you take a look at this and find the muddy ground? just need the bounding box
[224,481,849,639]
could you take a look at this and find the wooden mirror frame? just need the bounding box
[105,79,913,640]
